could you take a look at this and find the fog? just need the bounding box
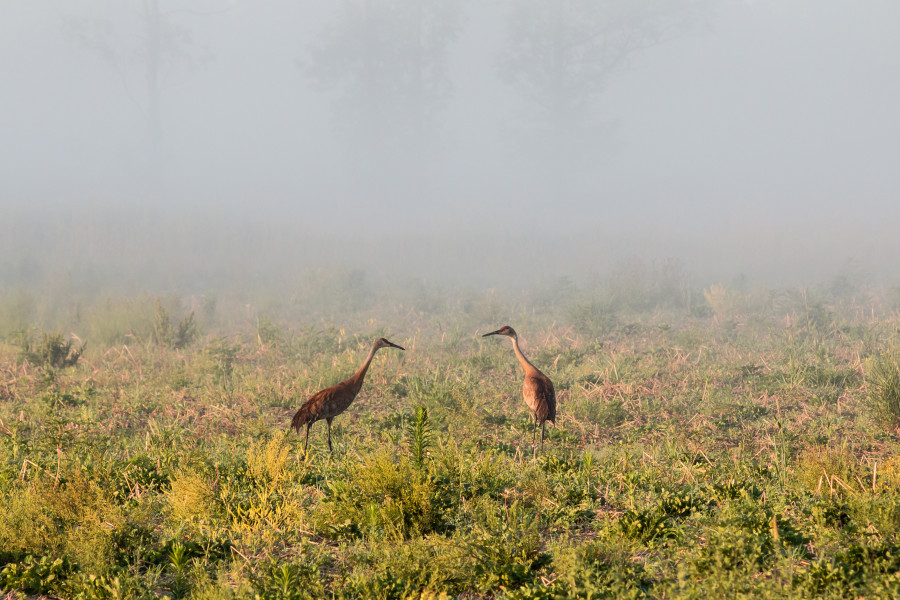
[3,0,900,296]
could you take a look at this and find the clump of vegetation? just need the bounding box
[704,283,744,318]
[0,555,75,596]
[154,300,198,349]
[867,352,900,429]
[17,330,84,369]
[202,337,240,392]
[315,451,444,541]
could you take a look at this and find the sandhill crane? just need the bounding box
[483,326,556,449]
[291,337,404,454]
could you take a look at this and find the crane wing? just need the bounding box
[523,373,556,423]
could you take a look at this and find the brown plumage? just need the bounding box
[291,337,404,453]
[483,325,556,448]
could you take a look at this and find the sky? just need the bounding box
[2,0,899,291]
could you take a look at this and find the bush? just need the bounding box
[153,300,198,349]
[17,330,84,369]
[0,471,124,573]
[315,451,444,541]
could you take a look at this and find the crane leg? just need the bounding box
[541,422,546,448]
[304,423,311,455]
[326,418,334,453]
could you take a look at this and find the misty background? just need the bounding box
[2,0,900,306]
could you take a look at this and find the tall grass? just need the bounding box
[868,352,900,428]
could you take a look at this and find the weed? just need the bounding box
[166,541,192,598]
[408,405,433,468]
[0,555,75,595]
[167,470,219,532]
[464,499,550,592]
[251,559,322,599]
[616,506,678,544]
[800,541,900,598]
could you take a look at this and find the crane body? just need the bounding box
[291,337,404,453]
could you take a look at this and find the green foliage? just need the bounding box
[2,281,900,598]
[800,541,900,598]
[565,300,617,338]
[65,569,162,600]
[704,283,743,318]
[251,559,323,600]
[408,405,433,468]
[203,337,240,391]
[0,554,75,595]
[503,541,648,599]
[316,451,444,540]
[153,300,198,349]
[255,314,282,348]
[288,326,341,362]
[577,398,628,428]
[166,541,192,598]
[617,507,678,544]
[867,352,900,428]
[464,500,550,591]
[0,470,124,572]
[337,568,417,600]
[17,329,84,369]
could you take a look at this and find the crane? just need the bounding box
[291,337,404,454]
[483,326,556,449]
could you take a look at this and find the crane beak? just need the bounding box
[482,329,503,337]
[386,340,405,350]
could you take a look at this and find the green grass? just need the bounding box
[1,280,900,598]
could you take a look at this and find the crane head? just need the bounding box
[375,337,405,351]
[483,325,517,338]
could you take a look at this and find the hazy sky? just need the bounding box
[2,0,899,288]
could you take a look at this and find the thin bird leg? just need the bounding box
[304,423,311,455]
[327,418,334,453]
[541,422,546,448]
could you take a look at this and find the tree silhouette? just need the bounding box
[307,0,464,193]
[500,0,707,178]
[65,1,212,194]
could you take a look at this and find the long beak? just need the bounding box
[482,329,503,337]
[385,340,405,350]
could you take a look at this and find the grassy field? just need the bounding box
[2,277,900,599]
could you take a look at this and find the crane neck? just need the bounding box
[350,342,381,385]
[510,335,539,375]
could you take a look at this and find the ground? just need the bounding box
[1,282,899,598]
